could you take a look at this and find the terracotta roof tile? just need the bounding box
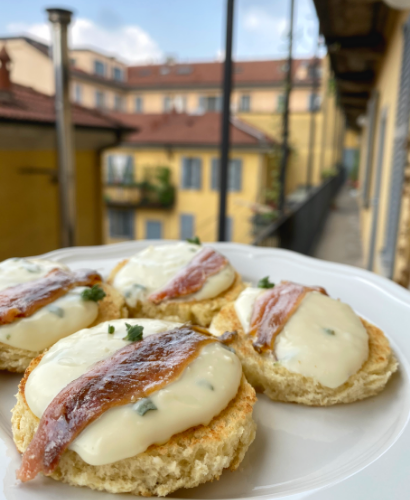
[0,83,129,129]
[109,111,275,147]
[127,59,319,88]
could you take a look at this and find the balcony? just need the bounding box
[104,166,175,210]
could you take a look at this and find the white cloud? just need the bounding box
[6,17,162,64]
[240,0,322,58]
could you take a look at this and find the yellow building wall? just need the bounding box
[103,148,266,245]
[5,39,54,95]
[70,50,127,77]
[0,149,103,260]
[358,10,408,276]
[71,77,127,110]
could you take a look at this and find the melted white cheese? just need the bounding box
[221,287,369,389]
[0,287,99,351]
[234,287,266,334]
[25,318,242,466]
[275,291,369,388]
[112,242,235,307]
[0,258,66,292]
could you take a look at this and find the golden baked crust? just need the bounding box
[0,283,127,373]
[108,259,245,327]
[12,367,256,497]
[210,302,398,406]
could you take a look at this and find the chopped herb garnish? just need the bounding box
[197,379,214,391]
[187,236,201,245]
[324,328,335,336]
[257,276,275,289]
[124,283,146,299]
[274,361,281,367]
[47,305,64,318]
[123,323,144,342]
[108,324,115,334]
[134,397,157,416]
[221,344,236,354]
[22,260,41,273]
[81,285,106,302]
[6,334,11,340]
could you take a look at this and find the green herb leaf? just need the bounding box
[81,285,106,302]
[323,328,335,336]
[134,397,157,416]
[123,323,144,342]
[197,379,214,391]
[6,334,11,340]
[108,324,115,334]
[257,276,275,289]
[47,305,64,318]
[187,236,201,245]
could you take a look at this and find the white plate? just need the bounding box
[1,241,410,500]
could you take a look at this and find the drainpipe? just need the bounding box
[47,8,76,248]
[217,0,235,241]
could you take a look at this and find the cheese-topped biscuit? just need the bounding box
[108,242,245,326]
[210,280,398,406]
[0,260,127,372]
[12,319,256,496]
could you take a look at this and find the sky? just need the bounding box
[0,0,321,64]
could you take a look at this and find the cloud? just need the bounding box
[239,0,322,58]
[6,17,162,64]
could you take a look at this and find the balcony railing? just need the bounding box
[252,166,346,254]
[104,183,175,209]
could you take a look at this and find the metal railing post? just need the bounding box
[217,0,235,241]
[47,8,76,248]
[278,0,295,212]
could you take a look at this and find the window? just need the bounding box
[73,83,82,103]
[211,158,242,192]
[164,96,173,112]
[108,208,134,239]
[112,67,123,81]
[138,68,151,77]
[160,66,171,75]
[106,155,134,184]
[146,220,162,239]
[277,94,285,112]
[199,95,222,112]
[114,94,124,111]
[181,157,202,189]
[174,95,187,113]
[95,90,105,109]
[239,95,251,112]
[176,65,192,75]
[308,93,321,111]
[94,60,106,77]
[180,214,195,240]
[225,216,233,242]
[135,96,143,113]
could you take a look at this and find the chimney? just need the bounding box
[0,46,12,102]
[46,8,76,248]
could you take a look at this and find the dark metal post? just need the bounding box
[278,0,295,212]
[217,0,235,242]
[47,8,76,248]
[306,35,320,190]
[319,71,328,180]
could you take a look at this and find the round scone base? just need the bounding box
[211,303,398,406]
[12,375,256,497]
[108,260,245,327]
[0,283,127,373]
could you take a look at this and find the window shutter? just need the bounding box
[382,16,410,278]
[193,158,202,189]
[362,91,379,207]
[180,214,194,240]
[181,157,189,188]
[225,216,233,241]
[199,96,206,112]
[216,96,223,112]
[230,159,242,192]
[107,156,115,184]
[124,156,134,184]
[211,158,219,190]
[146,221,162,239]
